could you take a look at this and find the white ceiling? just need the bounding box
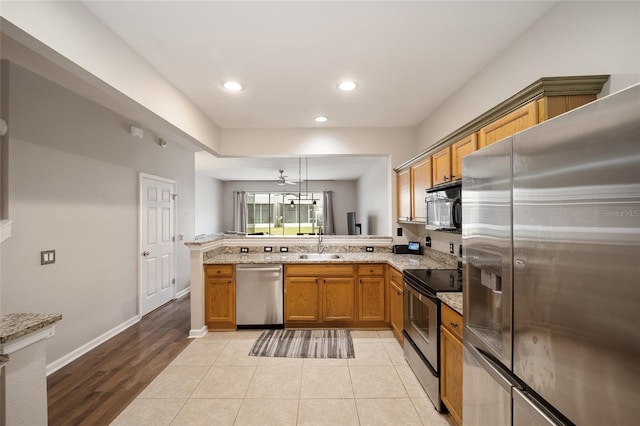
[82,1,556,180]
[195,153,386,181]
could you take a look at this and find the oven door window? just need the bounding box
[409,293,432,344]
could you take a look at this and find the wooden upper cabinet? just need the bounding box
[396,168,412,221]
[410,157,431,222]
[537,94,597,122]
[479,102,538,148]
[432,146,452,186]
[451,133,477,182]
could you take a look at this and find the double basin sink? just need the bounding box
[298,253,341,260]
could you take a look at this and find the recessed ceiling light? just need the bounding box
[222,81,243,91]
[338,81,357,91]
[314,116,328,123]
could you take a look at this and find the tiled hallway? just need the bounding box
[112,330,455,425]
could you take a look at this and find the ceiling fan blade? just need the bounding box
[286,181,297,185]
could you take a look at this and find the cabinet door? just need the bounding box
[285,277,321,322]
[410,157,432,221]
[323,277,355,321]
[432,146,452,186]
[479,102,538,148]
[205,277,235,329]
[396,168,412,221]
[389,279,404,343]
[358,276,385,321]
[451,133,477,182]
[441,326,463,426]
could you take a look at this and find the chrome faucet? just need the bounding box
[318,227,324,254]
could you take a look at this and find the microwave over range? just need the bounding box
[425,182,462,233]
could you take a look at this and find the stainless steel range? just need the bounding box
[403,268,462,412]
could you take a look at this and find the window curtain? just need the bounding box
[323,191,335,235]
[233,191,247,233]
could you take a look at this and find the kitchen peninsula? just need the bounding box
[185,235,458,337]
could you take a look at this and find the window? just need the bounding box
[246,192,323,235]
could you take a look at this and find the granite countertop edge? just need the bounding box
[203,252,457,272]
[438,292,463,316]
[0,313,63,344]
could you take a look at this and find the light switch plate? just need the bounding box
[280,247,289,252]
[264,246,273,252]
[41,250,55,265]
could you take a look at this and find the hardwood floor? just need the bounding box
[47,295,192,426]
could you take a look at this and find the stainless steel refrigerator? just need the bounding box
[462,83,640,426]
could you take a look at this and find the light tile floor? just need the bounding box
[111,330,455,426]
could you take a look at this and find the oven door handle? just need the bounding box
[403,279,438,302]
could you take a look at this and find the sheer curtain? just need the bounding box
[233,191,247,233]
[323,191,335,235]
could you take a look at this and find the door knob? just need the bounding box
[142,251,150,257]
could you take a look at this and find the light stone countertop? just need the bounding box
[203,251,457,272]
[438,293,463,316]
[1,313,62,344]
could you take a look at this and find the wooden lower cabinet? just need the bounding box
[204,264,236,330]
[284,276,320,322]
[323,277,355,321]
[387,266,404,344]
[440,303,463,426]
[284,264,356,326]
[285,263,389,328]
[357,264,386,322]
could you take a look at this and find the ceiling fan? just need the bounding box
[276,169,298,186]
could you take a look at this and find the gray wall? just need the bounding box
[0,62,195,365]
[357,156,391,236]
[195,173,224,236]
[221,180,357,235]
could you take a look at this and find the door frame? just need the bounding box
[138,172,178,317]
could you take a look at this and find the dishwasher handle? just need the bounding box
[235,265,283,272]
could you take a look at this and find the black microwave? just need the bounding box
[425,183,462,232]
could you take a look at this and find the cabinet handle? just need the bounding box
[369,269,374,273]
[444,176,449,181]
[450,322,459,328]
[397,290,401,296]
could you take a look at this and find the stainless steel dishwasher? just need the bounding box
[235,264,284,328]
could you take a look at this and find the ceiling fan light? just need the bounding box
[289,200,295,209]
[314,116,328,123]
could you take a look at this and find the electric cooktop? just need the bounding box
[403,268,462,296]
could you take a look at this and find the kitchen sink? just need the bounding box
[298,253,342,260]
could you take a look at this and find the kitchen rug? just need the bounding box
[249,329,355,359]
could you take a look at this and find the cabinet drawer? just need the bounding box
[286,263,355,277]
[388,267,403,287]
[357,264,385,276]
[441,303,463,341]
[204,264,234,278]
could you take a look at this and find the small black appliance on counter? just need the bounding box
[393,241,423,255]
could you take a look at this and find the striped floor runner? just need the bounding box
[249,329,355,359]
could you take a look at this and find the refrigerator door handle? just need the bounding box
[513,388,569,426]
[464,341,515,392]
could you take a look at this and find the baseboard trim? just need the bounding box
[46,315,140,376]
[176,286,190,299]
[189,326,208,339]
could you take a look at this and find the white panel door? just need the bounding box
[140,175,175,316]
